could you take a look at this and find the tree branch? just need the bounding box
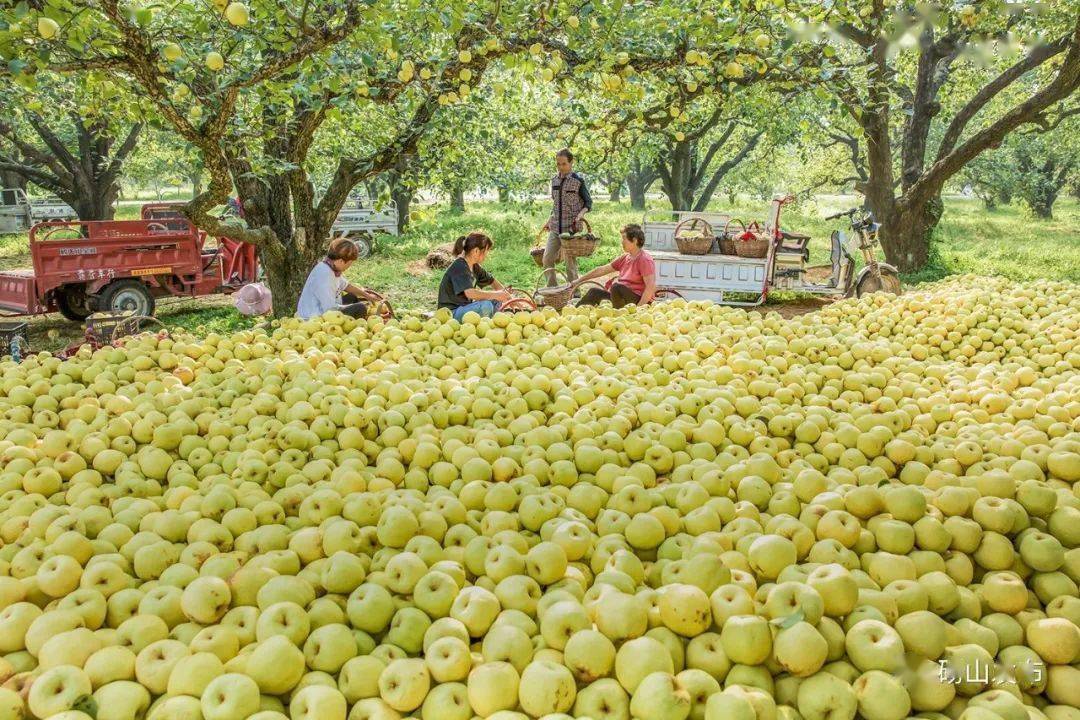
[0,122,72,183]
[691,122,738,188]
[100,123,143,187]
[25,113,78,171]
[936,32,1072,161]
[0,160,65,194]
[691,130,763,212]
[911,18,1080,206]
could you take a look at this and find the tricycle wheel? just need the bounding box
[353,234,373,259]
[856,267,901,298]
[100,280,156,317]
[57,286,93,321]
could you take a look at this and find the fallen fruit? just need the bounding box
[0,277,1075,720]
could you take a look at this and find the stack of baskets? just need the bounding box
[673,217,716,255]
[530,218,600,267]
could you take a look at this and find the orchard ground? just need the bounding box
[1,195,1077,353]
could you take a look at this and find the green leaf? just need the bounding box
[776,609,805,629]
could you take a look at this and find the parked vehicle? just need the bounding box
[641,196,900,305]
[0,203,259,321]
[0,188,77,234]
[331,201,398,258]
[224,193,398,259]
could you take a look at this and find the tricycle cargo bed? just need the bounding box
[30,221,203,298]
[651,250,771,305]
[333,206,399,236]
[0,270,42,314]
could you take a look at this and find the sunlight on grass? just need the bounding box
[349,196,1080,309]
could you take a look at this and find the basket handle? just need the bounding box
[573,217,592,235]
[536,268,568,289]
[500,297,537,312]
[723,218,746,237]
[364,290,394,320]
[674,217,713,236]
[573,280,608,298]
[112,316,168,344]
[534,228,548,247]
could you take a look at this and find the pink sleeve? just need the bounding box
[610,254,627,271]
[639,253,656,277]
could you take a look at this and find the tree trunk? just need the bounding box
[658,142,695,211]
[627,172,652,210]
[660,172,693,211]
[498,185,511,203]
[727,190,737,205]
[392,186,414,234]
[261,240,319,320]
[607,175,623,203]
[878,195,942,272]
[1,170,25,191]
[449,186,465,213]
[1025,191,1056,219]
[191,170,203,198]
[68,185,117,221]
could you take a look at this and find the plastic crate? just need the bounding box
[86,311,136,344]
[0,320,29,358]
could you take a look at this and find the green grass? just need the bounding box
[348,195,1080,305]
[2,195,1076,352]
[906,198,1080,284]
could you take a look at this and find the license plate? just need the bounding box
[131,266,171,276]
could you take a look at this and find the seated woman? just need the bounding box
[297,238,381,319]
[438,232,512,321]
[573,224,655,307]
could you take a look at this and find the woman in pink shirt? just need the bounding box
[572,224,656,307]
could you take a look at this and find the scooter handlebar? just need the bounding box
[825,208,858,220]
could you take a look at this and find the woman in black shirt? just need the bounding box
[437,232,512,321]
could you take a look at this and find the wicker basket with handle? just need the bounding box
[533,269,574,309]
[529,229,550,267]
[673,217,716,255]
[559,218,600,258]
[719,219,744,255]
[734,220,770,259]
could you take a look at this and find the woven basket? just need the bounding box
[559,218,599,258]
[673,217,716,255]
[529,229,548,267]
[735,220,770,259]
[720,219,744,255]
[533,269,574,309]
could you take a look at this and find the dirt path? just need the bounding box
[766,296,837,318]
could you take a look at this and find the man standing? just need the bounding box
[542,148,592,287]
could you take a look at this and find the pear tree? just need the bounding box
[810,0,1080,271]
[0,75,142,220]
[2,0,815,313]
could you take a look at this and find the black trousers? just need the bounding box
[577,282,641,309]
[341,293,368,318]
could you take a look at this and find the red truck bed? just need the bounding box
[0,269,43,314]
[0,213,259,318]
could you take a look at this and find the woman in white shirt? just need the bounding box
[297,238,380,319]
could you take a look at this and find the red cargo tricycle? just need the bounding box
[0,203,259,321]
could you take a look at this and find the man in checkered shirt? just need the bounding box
[541,148,593,287]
